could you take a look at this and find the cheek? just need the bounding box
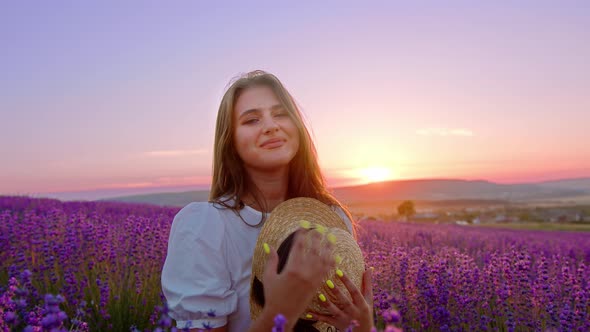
[234,129,256,154]
[284,119,299,137]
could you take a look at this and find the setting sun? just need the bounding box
[357,167,395,184]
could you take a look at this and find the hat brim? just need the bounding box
[249,197,364,331]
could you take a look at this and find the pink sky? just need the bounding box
[1,2,589,200]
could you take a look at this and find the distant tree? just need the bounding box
[518,211,532,222]
[465,213,477,224]
[397,200,416,220]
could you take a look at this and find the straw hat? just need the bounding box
[249,197,365,331]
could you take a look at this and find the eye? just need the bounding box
[244,118,259,124]
[274,111,288,117]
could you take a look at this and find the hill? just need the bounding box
[100,178,590,208]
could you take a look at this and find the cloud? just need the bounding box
[416,128,474,137]
[142,149,207,157]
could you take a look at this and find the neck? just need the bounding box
[243,166,289,213]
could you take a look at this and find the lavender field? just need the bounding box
[1,196,589,331]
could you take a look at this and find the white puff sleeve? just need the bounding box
[161,202,237,329]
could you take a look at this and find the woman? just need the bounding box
[161,70,374,332]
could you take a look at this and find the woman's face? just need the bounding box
[233,85,300,173]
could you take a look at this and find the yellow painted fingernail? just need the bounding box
[315,224,326,234]
[326,280,335,289]
[300,220,311,229]
[335,254,343,264]
[327,233,337,244]
[263,243,270,254]
[370,266,375,272]
[318,293,327,302]
[336,269,344,278]
[305,313,313,319]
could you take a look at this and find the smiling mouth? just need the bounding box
[261,140,285,149]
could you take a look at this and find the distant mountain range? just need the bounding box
[101,177,590,207]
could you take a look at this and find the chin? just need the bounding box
[260,159,292,169]
[256,155,295,170]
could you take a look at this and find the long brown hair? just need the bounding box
[208,70,356,237]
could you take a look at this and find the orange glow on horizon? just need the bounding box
[354,166,396,184]
[4,163,590,195]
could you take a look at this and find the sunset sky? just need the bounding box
[1,1,589,200]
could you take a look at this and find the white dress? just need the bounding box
[161,198,353,332]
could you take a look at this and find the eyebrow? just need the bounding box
[238,104,284,119]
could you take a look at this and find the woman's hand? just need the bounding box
[259,228,336,330]
[307,267,374,332]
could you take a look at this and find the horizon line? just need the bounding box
[3,174,589,201]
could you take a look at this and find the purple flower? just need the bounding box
[2,197,590,331]
[4,311,17,324]
[345,319,359,332]
[383,309,401,324]
[272,313,287,332]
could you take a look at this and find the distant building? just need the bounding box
[543,210,581,223]
[495,215,507,223]
[414,212,440,219]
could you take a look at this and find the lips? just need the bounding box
[260,138,285,149]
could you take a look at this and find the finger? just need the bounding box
[319,235,335,258]
[308,229,323,256]
[306,312,340,327]
[362,267,375,307]
[313,229,334,267]
[318,245,336,273]
[337,269,365,306]
[262,243,278,282]
[289,229,308,262]
[318,294,347,317]
[289,229,322,272]
[325,280,355,314]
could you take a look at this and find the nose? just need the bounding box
[262,115,279,134]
